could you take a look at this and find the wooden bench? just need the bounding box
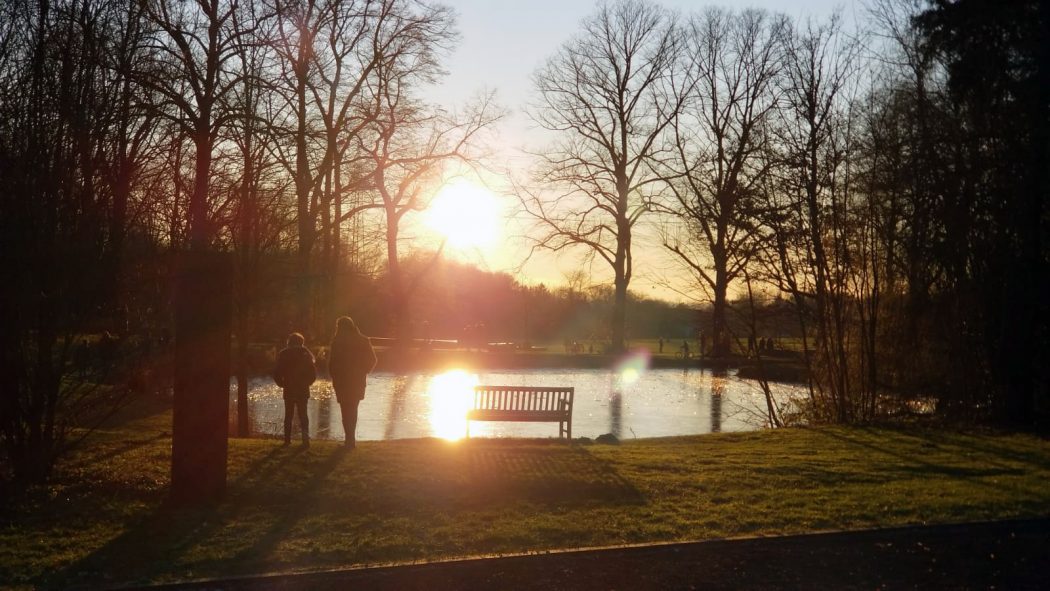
[467,385,574,439]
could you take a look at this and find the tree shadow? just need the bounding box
[48,439,645,588]
[813,428,1048,493]
[51,445,342,589]
[65,432,170,470]
[874,424,1050,473]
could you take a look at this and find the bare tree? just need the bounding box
[359,58,500,343]
[769,14,866,422]
[268,0,452,331]
[141,0,249,248]
[523,0,687,352]
[658,8,786,357]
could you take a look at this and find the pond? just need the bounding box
[231,365,805,442]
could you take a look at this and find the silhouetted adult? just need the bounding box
[328,316,377,449]
[274,332,316,447]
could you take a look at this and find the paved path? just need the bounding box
[142,518,1049,590]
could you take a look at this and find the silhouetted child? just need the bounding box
[274,332,316,447]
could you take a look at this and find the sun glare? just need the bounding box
[427,370,478,440]
[425,180,502,249]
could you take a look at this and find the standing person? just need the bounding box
[274,332,316,447]
[328,316,377,449]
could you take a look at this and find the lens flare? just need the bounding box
[615,349,651,386]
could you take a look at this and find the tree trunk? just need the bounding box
[711,274,729,358]
[295,59,313,331]
[385,207,406,345]
[171,251,231,505]
[189,123,211,250]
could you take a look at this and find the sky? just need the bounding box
[416,0,861,303]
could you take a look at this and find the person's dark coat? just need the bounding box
[274,345,316,400]
[329,331,376,403]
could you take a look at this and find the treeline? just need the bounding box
[523,0,1048,426]
[0,0,708,485]
[0,0,499,484]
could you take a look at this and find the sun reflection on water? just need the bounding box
[427,370,477,440]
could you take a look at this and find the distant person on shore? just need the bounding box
[274,332,316,447]
[681,340,690,359]
[658,337,664,354]
[329,316,377,449]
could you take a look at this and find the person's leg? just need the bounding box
[340,398,360,448]
[297,398,310,445]
[283,398,293,445]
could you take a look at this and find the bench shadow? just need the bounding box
[462,441,645,506]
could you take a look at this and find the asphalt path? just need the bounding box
[137,518,1050,591]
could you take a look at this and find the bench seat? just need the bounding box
[467,409,569,422]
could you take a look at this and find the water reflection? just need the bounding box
[610,391,623,438]
[232,368,803,441]
[709,370,727,433]
[383,375,413,440]
[427,370,476,440]
[317,393,332,439]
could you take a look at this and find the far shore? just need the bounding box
[375,349,807,382]
[234,345,810,383]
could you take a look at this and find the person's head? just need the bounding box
[335,316,360,337]
[287,332,305,348]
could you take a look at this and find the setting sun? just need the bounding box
[425,180,502,249]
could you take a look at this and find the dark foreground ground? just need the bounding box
[140,518,1048,591]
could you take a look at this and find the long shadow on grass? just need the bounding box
[312,440,647,515]
[65,431,170,471]
[190,446,348,575]
[813,428,1042,493]
[462,441,645,506]
[874,424,1050,473]
[51,445,328,589]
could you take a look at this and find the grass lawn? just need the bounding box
[3,400,1050,589]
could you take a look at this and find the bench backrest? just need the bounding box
[472,385,574,413]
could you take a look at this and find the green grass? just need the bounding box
[3,401,1050,589]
